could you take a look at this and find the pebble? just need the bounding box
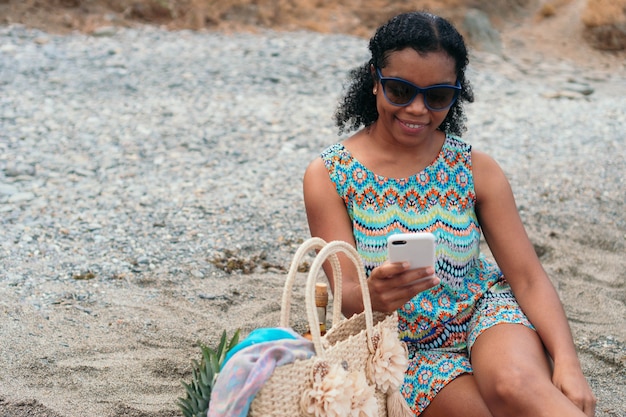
[0,25,625,372]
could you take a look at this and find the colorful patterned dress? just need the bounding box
[320,135,532,414]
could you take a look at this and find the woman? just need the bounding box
[303,11,596,417]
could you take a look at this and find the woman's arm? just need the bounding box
[303,157,439,317]
[472,149,596,413]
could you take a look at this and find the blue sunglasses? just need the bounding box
[376,68,461,111]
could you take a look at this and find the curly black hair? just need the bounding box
[335,11,474,137]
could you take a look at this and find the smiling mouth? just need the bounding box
[401,120,425,129]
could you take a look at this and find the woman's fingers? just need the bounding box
[368,262,440,311]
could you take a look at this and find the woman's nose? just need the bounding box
[405,93,428,113]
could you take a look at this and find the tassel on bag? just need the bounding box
[387,390,414,417]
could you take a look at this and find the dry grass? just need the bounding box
[581,0,626,50]
[582,0,626,26]
[0,0,531,36]
[1,0,624,50]
[536,0,573,19]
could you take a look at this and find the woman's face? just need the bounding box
[373,48,457,146]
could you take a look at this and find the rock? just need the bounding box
[462,8,502,55]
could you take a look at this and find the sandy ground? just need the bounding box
[0,1,625,416]
[1,237,623,417]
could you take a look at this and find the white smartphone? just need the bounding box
[387,232,436,270]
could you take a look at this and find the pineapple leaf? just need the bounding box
[215,331,228,359]
[176,329,241,417]
[227,329,241,351]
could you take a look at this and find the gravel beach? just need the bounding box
[1,24,625,416]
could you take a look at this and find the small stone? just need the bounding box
[564,82,595,96]
[541,90,586,100]
[0,183,18,196]
[5,163,36,177]
[191,269,205,278]
[8,192,36,203]
[91,26,117,37]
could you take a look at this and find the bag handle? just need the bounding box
[280,238,375,356]
[280,237,343,328]
[307,240,375,356]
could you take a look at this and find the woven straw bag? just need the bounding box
[248,238,413,417]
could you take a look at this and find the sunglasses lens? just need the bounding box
[382,80,416,105]
[381,76,459,110]
[425,87,458,110]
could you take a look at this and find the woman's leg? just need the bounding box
[470,323,587,417]
[420,374,493,417]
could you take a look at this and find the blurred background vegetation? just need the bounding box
[0,0,624,50]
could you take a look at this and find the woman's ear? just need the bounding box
[370,64,378,95]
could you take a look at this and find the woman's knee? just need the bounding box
[471,324,552,407]
[481,361,541,403]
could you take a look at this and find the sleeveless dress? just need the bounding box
[320,135,533,414]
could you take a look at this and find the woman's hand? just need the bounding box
[366,261,440,313]
[552,361,597,417]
